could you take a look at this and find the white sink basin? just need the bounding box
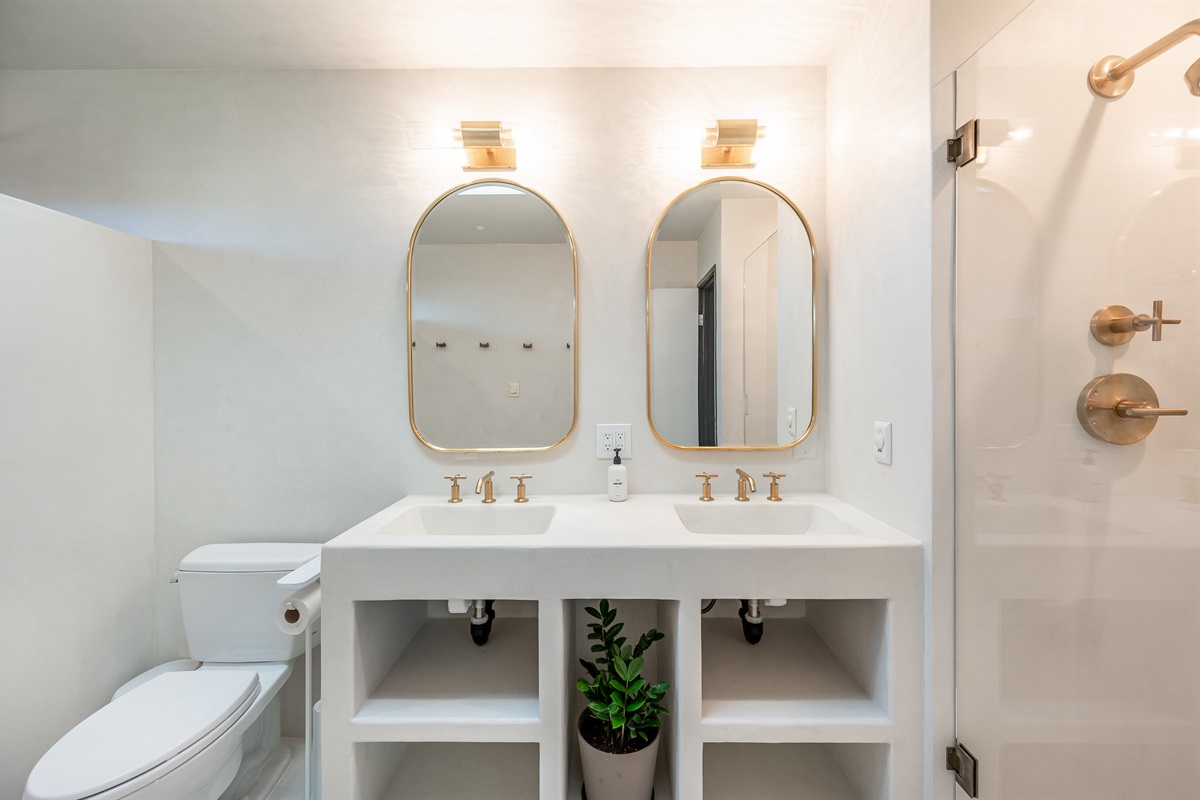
[673,502,857,536]
[393,504,555,536]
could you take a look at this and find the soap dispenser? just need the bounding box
[608,448,628,502]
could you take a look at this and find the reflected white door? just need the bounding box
[955,2,1200,798]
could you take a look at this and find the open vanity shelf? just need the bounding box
[700,599,889,742]
[352,600,541,739]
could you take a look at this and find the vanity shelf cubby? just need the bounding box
[351,599,541,740]
[352,741,540,800]
[700,598,890,742]
[703,743,889,800]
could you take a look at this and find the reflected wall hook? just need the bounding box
[1077,373,1189,444]
[479,342,490,348]
[523,342,533,349]
[435,342,447,348]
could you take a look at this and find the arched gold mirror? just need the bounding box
[408,179,578,452]
[647,177,816,450]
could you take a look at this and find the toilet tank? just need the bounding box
[177,543,322,663]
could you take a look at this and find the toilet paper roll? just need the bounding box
[277,583,322,635]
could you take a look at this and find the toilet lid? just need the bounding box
[25,670,259,800]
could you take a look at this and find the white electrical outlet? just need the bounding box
[596,424,632,459]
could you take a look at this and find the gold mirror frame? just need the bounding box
[646,176,817,451]
[407,178,579,453]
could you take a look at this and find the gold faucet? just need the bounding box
[444,474,466,503]
[735,469,756,502]
[763,472,786,502]
[475,471,496,504]
[695,473,718,502]
[510,474,532,503]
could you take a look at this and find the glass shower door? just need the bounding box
[954,2,1200,797]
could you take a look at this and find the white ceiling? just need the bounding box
[0,1,870,70]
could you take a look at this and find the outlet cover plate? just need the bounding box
[596,424,632,459]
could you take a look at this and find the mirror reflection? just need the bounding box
[408,180,577,452]
[647,178,815,449]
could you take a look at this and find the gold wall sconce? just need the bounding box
[455,121,516,171]
[701,119,765,168]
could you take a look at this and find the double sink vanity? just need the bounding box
[320,493,923,799]
[319,174,921,798]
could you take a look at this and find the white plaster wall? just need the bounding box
[931,0,1033,83]
[827,1,936,793]
[828,1,933,546]
[0,194,155,797]
[0,67,828,659]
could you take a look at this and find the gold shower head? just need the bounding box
[1186,59,1200,97]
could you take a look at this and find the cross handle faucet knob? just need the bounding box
[510,474,533,503]
[444,474,467,504]
[695,473,718,502]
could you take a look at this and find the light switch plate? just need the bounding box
[874,421,892,465]
[596,424,632,459]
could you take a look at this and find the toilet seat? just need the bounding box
[24,670,260,800]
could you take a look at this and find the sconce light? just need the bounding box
[701,119,765,168]
[454,121,516,171]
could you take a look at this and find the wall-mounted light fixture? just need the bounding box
[454,120,516,171]
[701,119,765,168]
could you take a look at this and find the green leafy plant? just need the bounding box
[576,599,670,754]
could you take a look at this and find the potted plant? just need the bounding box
[576,599,670,800]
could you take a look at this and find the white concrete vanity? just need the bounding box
[320,494,922,799]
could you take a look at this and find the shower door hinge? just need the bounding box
[946,741,979,797]
[698,313,705,326]
[947,119,978,168]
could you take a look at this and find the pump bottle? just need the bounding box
[608,448,628,502]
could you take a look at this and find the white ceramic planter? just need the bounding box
[577,712,660,800]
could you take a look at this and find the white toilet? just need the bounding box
[25,542,322,800]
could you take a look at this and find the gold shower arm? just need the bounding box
[1089,18,1200,99]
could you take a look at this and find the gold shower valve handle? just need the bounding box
[1091,300,1181,345]
[695,473,718,502]
[763,472,786,502]
[1078,373,1189,445]
[510,474,532,503]
[444,474,467,503]
[1115,401,1188,419]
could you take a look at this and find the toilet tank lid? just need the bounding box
[179,542,321,573]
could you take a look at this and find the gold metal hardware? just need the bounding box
[1077,373,1189,445]
[1090,300,1181,346]
[646,176,818,452]
[763,472,786,502]
[455,121,517,171]
[475,471,496,504]
[701,119,763,168]
[444,474,466,503]
[735,469,757,502]
[510,474,532,503]
[406,178,578,454]
[695,473,718,502]
[946,119,978,168]
[1088,19,1200,99]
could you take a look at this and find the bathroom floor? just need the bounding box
[267,739,309,800]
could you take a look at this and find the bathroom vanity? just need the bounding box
[320,494,922,799]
